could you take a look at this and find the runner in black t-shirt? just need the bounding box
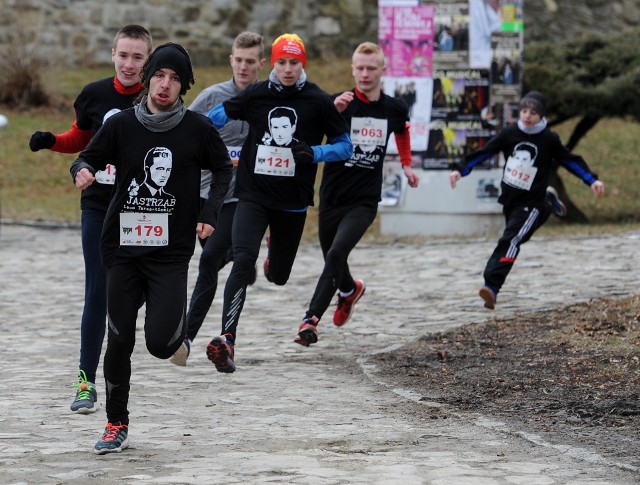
[295,42,419,347]
[29,25,153,415]
[449,91,605,310]
[205,33,352,372]
[71,43,233,455]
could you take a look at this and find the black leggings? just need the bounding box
[484,197,553,295]
[103,259,188,424]
[186,202,237,342]
[306,202,377,320]
[221,200,306,339]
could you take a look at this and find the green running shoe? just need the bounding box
[70,370,98,414]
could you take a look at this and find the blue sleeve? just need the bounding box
[459,152,495,176]
[311,133,353,163]
[207,103,229,130]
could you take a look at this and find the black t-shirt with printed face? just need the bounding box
[74,108,232,265]
[73,77,141,211]
[320,90,409,206]
[222,80,349,210]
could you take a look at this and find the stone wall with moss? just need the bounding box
[1,0,639,67]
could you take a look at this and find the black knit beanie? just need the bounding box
[143,43,195,95]
[519,91,546,117]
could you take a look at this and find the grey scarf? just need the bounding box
[517,117,547,135]
[268,69,307,93]
[134,95,187,132]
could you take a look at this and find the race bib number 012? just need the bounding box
[503,157,537,191]
[254,145,295,176]
[120,212,169,246]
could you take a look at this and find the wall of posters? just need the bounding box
[377,1,524,235]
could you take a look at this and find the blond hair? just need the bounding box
[353,41,385,65]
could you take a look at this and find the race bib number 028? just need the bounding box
[119,212,169,246]
[254,145,295,176]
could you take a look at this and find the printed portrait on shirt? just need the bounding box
[262,107,298,147]
[125,146,176,212]
[503,141,539,191]
[508,141,537,166]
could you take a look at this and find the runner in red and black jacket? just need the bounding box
[28,25,153,415]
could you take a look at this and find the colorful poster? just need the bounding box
[379,5,435,77]
[499,0,524,32]
[379,0,418,5]
[430,69,490,121]
[432,2,469,66]
[490,31,522,99]
[422,119,497,169]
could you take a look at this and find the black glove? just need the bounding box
[29,131,56,152]
[291,141,315,165]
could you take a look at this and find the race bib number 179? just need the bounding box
[119,212,169,246]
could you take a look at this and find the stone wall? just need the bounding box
[1,0,639,67]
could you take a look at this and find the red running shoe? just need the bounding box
[206,335,236,373]
[333,279,366,326]
[294,316,319,347]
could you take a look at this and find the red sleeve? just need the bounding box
[51,121,93,154]
[395,122,412,167]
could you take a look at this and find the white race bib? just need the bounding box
[503,157,537,191]
[350,117,387,146]
[254,145,295,177]
[95,164,116,185]
[227,146,242,168]
[119,212,169,246]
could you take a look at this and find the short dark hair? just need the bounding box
[232,31,264,57]
[113,24,153,54]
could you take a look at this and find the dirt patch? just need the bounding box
[369,295,640,469]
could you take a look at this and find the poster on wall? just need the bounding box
[432,1,470,66]
[422,118,497,169]
[379,0,418,5]
[430,68,490,121]
[499,0,523,32]
[379,5,436,77]
[379,156,404,206]
[381,76,433,153]
[469,0,502,68]
[490,31,522,99]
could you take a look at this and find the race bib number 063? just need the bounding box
[350,117,387,147]
[120,212,169,246]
